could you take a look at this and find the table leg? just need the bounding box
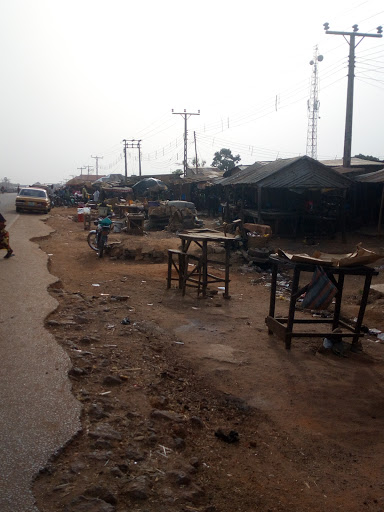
[332,271,344,330]
[224,241,231,299]
[202,241,208,297]
[286,266,300,349]
[352,272,373,346]
[268,263,278,334]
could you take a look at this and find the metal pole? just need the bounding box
[184,115,188,177]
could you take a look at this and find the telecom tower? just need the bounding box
[306,46,323,160]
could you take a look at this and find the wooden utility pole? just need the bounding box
[77,166,86,176]
[84,166,93,175]
[324,23,382,168]
[172,109,200,176]
[194,131,198,172]
[91,155,103,176]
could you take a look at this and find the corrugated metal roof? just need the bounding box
[218,156,352,189]
[217,161,266,185]
[320,157,384,167]
[355,169,384,183]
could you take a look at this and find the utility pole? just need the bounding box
[77,166,86,176]
[172,109,200,176]
[324,23,382,167]
[123,140,142,177]
[84,165,93,175]
[306,46,323,160]
[91,155,103,176]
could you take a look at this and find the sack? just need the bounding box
[302,266,337,310]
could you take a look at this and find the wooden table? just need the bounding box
[178,229,236,298]
[266,255,379,349]
[116,204,144,218]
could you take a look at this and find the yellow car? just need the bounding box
[15,187,51,214]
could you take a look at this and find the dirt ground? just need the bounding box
[32,207,384,512]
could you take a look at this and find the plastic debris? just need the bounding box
[121,317,131,325]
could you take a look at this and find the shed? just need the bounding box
[355,169,384,233]
[219,155,352,239]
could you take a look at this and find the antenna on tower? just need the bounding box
[306,46,323,160]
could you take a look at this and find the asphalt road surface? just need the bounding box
[0,194,81,512]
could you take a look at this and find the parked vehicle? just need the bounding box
[87,216,113,258]
[15,187,51,214]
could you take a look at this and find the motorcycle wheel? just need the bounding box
[98,238,105,258]
[87,230,98,251]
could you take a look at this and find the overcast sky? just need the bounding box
[0,0,383,185]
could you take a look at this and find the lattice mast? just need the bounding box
[306,46,323,160]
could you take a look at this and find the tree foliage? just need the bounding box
[211,148,241,172]
[191,157,206,167]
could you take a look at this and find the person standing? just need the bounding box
[93,188,100,203]
[0,213,14,259]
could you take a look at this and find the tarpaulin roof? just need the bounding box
[218,156,352,189]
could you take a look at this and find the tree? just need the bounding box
[172,169,183,176]
[191,157,206,168]
[211,148,241,172]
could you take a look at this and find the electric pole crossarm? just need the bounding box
[326,30,382,38]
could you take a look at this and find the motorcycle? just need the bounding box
[87,217,113,258]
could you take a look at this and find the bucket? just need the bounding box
[77,208,84,222]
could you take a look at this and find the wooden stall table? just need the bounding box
[178,229,236,299]
[266,255,378,350]
[126,213,145,235]
[116,203,144,219]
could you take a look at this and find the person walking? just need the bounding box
[0,213,14,259]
